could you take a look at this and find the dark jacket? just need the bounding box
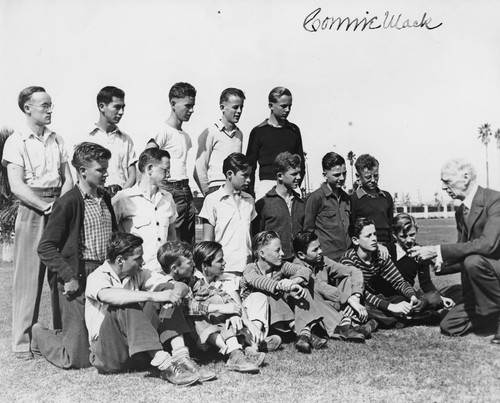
[38,185,117,286]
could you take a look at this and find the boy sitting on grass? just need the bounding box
[84,232,209,386]
[385,213,462,313]
[293,231,378,342]
[158,240,261,374]
[193,241,282,354]
[340,218,421,329]
[241,231,328,354]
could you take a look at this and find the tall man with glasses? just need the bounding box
[2,86,73,359]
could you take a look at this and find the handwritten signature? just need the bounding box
[303,8,443,32]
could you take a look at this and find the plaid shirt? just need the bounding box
[79,186,113,261]
[182,274,235,317]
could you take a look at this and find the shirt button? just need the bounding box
[156,222,159,225]
[155,207,158,211]
[158,238,161,242]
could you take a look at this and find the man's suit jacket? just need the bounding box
[440,186,500,277]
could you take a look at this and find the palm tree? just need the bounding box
[478,123,492,187]
[495,128,500,149]
[347,151,356,188]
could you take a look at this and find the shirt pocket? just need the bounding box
[132,215,151,230]
[318,209,339,229]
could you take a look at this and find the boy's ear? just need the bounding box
[297,250,306,260]
[352,237,360,246]
[219,103,225,111]
[98,102,107,113]
[258,249,265,259]
[78,165,87,178]
[276,172,284,182]
[146,163,154,176]
[226,170,234,179]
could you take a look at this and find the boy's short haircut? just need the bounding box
[107,232,144,263]
[222,152,250,177]
[220,88,246,104]
[293,231,318,255]
[252,230,280,260]
[157,240,193,274]
[322,152,346,171]
[137,148,171,173]
[71,142,111,170]
[169,82,197,100]
[18,86,46,113]
[391,213,418,235]
[268,87,292,103]
[348,217,376,239]
[273,151,301,176]
[193,241,223,270]
[96,86,125,106]
[354,154,379,174]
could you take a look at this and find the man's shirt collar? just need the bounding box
[214,121,239,138]
[90,124,122,137]
[20,126,55,141]
[462,183,479,210]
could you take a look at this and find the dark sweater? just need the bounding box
[246,119,305,195]
[254,187,305,260]
[38,186,117,286]
[350,187,394,244]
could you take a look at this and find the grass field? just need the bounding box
[1,218,499,402]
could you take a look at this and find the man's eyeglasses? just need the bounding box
[27,103,54,112]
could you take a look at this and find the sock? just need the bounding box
[171,346,190,364]
[299,326,311,338]
[339,316,352,328]
[150,350,172,370]
[225,336,243,355]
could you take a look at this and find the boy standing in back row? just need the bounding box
[194,88,245,196]
[84,86,137,197]
[304,152,351,261]
[350,154,394,244]
[147,82,197,244]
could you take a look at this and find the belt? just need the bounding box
[164,179,189,190]
[30,187,61,198]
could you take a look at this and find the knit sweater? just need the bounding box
[340,248,416,311]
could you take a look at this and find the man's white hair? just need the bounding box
[441,158,477,181]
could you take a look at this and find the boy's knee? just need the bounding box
[463,254,485,275]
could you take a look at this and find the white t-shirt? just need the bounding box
[153,123,191,181]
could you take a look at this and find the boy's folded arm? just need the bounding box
[243,268,279,294]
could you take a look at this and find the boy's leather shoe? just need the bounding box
[310,334,328,349]
[491,316,500,345]
[334,325,365,343]
[244,346,266,366]
[226,349,260,373]
[260,335,282,352]
[176,356,217,382]
[354,319,379,339]
[159,362,200,386]
[295,335,312,354]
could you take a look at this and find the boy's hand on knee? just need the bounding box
[388,301,412,315]
[289,284,305,300]
[63,278,79,295]
[228,315,243,331]
[441,296,455,309]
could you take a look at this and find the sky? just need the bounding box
[1,0,499,204]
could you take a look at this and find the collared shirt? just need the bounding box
[112,184,178,272]
[194,121,243,195]
[462,183,479,212]
[153,123,192,181]
[78,185,113,262]
[1,126,68,187]
[85,261,169,342]
[254,186,305,261]
[351,186,394,244]
[85,125,138,187]
[199,187,256,273]
[181,271,236,317]
[304,183,351,261]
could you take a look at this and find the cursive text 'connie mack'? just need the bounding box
[303,8,443,32]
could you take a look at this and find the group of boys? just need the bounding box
[3,83,500,386]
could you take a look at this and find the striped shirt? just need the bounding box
[240,261,311,300]
[340,248,416,311]
[79,186,113,262]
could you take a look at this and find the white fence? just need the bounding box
[396,205,455,219]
